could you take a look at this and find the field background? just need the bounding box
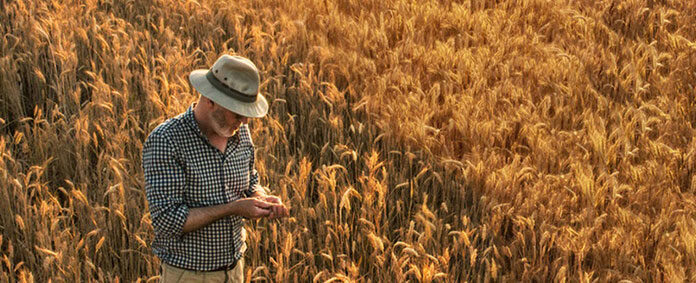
[2,0,696,281]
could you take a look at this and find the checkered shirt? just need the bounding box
[142,104,261,271]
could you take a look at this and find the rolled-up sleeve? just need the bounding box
[142,131,189,239]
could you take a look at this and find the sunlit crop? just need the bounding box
[1,0,695,281]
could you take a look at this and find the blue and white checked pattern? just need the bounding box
[142,104,261,271]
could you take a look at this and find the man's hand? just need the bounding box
[265,195,290,219]
[230,198,273,219]
[256,195,290,219]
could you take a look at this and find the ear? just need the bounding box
[203,96,216,108]
[198,95,213,107]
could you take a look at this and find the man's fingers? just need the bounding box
[256,207,271,218]
[247,198,289,219]
[269,204,288,218]
[253,199,273,209]
[266,205,275,219]
[273,205,282,218]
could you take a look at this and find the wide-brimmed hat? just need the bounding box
[189,55,268,118]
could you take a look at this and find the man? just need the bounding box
[142,54,289,282]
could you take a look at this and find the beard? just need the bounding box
[210,108,240,138]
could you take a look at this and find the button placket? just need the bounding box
[222,156,232,203]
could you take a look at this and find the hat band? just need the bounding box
[205,70,258,103]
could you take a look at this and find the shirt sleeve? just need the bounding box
[142,130,189,240]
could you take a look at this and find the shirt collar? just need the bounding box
[182,103,205,139]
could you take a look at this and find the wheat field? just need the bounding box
[1,0,696,281]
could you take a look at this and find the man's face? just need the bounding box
[210,105,249,138]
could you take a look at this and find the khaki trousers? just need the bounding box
[160,259,244,283]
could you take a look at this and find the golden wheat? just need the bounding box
[1,0,696,281]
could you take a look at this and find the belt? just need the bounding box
[211,260,238,272]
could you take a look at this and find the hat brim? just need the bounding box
[189,69,269,118]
